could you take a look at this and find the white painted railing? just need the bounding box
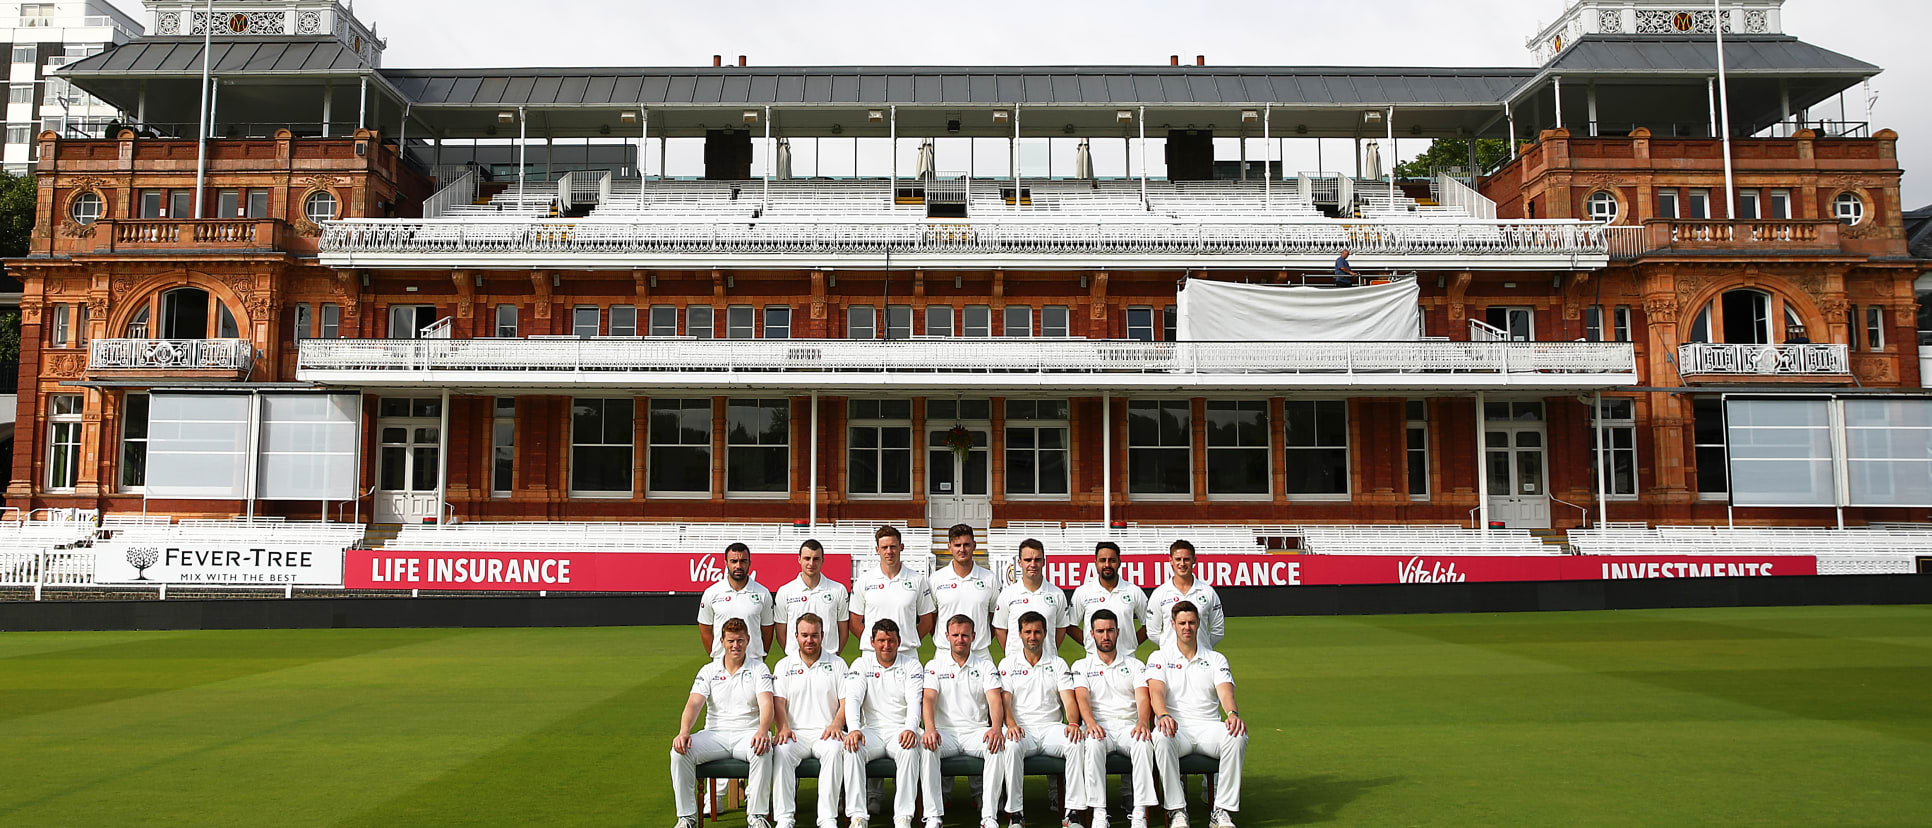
[88,339,253,371]
[1469,319,1509,342]
[320,218,1606,259]
[423,168,477,220]
[300,338,1636,378]
[1435,173,1498,220]
[1676,343,1850,376]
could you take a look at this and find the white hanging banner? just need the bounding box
[145,393,251,498]
[1175,278,1422,342]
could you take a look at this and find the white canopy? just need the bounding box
[1175,278,1422,342]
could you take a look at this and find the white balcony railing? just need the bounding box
[1677,343,1850,376]
[319,218,1607,266]
[299,338,1636,388]
[88,339,253,371]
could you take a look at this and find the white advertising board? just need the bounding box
[92,540,346,586]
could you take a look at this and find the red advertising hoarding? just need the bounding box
[345,550,1814,593]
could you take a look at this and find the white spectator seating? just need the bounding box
[384,522,928,581]
[1566,526,1929,575]
[986,524,1269,558]
[0,509,102,590]
[1301,525,1555,556]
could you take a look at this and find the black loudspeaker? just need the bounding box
[703,129,753,180]
[1164,129,1214,181]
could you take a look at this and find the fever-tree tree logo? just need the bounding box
[126,547,161,581]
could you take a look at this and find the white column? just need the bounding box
[1262,104,1271,206]
[1011,104,1021,207]
[763,105,772,210]
[321,80,332,137]
[1707,77,1718,138]
[136,80,147,126]
[436,390,451,525]
[358,76,368,130]
[1101,393,1112,526]
[1475,392,1490,532]
[639,109,648,198]
[192,0,213,219]
[1506,103,1517,160]
[1553,76,1564,131]
[1586,83,1599,136]
[1714,0,1738,219]
[809,392,819,527]
[1594,392,1608,529]
[1137,106,1148,208]
[888,104,896,201]
[517,106,527,205]
[1386,106,1395,203]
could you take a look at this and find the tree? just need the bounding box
[1394,138,1513,180]
[0,169,32,363]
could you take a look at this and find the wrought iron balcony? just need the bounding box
[318,218,1608,271]
[1676,343,1850,378]
[88,339,254,375]
[298,337,1638,393]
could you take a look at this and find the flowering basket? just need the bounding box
[944,425,976,458]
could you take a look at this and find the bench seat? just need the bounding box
[697,752,1217,779]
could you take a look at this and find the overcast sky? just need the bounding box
[108,0,1932,205]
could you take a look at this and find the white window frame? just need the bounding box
[1865,305,1886,351]
[1585,190,1618,223]
[69,191,103,225]
[609,305,637,337]
[1041,305,1070,337]
[1284,399,1351,500]
[847,305,876,340]
[1004,399,1071,500]
[1768,188,1792,219]
[1736,189,1760,220]
[571,305,601,338]
[763,306,791,340]
[925,304,953,337]
[1834,192,1866,226]
[1127,399,1192,500]
[1003,304,1033,337]
[847,399,913,499]
[1407,399,1430,501]
[46,394,83,492]
[1592,397,1640,500]
[961,305,991,337]
[568,397,634,498]
[884,304,912,339]
[49,302,69,346]
[119,391,149,493]
[491,397,515,497]
[293,303,313,340]
[726,398,790,497]
[1205,399,1271,500]
[647,398,713,498]
[1693,396,1729,499]
[1657,188,1679,219]
[303,190,339,224]
[1126,306,1155,341]
[726,305,755,339]
[648,305,678,337]
[1686,188,1711,220]
[320,304,340,339]
[493,304,518,338]
[687,305,715,339]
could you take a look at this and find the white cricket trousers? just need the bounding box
[922,728,1009,819]
[1009,728,1084,814]
[1152,718,1247,812]
[774,736,846,825]
[844,727,922,820]
[670,729,773,818]
[1081,720,1158,810]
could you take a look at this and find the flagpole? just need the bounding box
[192,0,213,219]
[1714,0,1737,219]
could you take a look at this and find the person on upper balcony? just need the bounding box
[1333,249,1361,287]
[1786,326,1811,344]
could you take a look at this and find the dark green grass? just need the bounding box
[2,605,1930,825]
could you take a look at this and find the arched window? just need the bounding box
[1833,192,1866,226]
[1585,190,1618,223]
[70,191,104,225]
[126,305,149,338]
[303,190,339,224]
[1690,288,1799,345]
[158,287,241,340]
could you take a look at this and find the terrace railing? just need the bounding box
[422,168,477,220]
[300,337,1637,379]
[1676,343,1850,377]
[88,338,253,372]
[320,218,1607,260]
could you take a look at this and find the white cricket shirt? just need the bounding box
[1071,653,1148,726]
[1071,579,1148,653]
[697,578,776,659]
[992,578,1070,635]
[772,652,849,733]
[774,575,851,657]
[1143,645,1235,724]
[1145,578,1226,650]
[851,566,936,657]
[998,651,1075,731]
[929,563,1000,654]
[844,654,925,732]
[923,652,1001,731]
[691,659,775,734]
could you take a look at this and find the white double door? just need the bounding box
[1485,403,1551,530]
[926,425,991,529]
[375,397,443,524]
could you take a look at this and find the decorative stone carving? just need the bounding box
[296,10,322,35]
[1643,297,1679,323]
[87,297,107,315]
[1744,9,1769,34]
[20,300,42,324]
[45,353,85,378]
[1795,275,1826,301]
[157,10,181,35]
[58,219,97,239]
[224,275,255,299]
[1447,272,1473,321]
[111,276,134,298]
[1852,356,1897,384]
[1597,8,1623,33]
[1818,298,1850,318]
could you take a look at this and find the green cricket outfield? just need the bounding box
[1,605,1929,826]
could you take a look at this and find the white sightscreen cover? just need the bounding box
[1726,398,1836,507]
[146,393,251,498]
[1845,399,1932,507]
[258,394,360,501]
[1176,278,1421,342]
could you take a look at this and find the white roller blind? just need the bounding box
[258,393,360,500]
[1725,399,1837,507]
[1845,399,1932,507]
[146,393,251,498]
[1176,278,1422,342]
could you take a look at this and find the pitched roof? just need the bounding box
[1542,35,1879,76]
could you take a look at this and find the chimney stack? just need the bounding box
[1196,55,1205,66]
[712,55,722,67]
[1169,55,1179,66]
[737,55,747,67]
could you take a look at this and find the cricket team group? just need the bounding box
[671,525,1248,828]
